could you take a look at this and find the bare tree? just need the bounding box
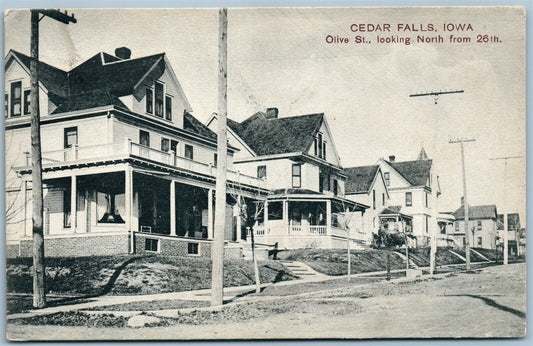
[333,201,355,282]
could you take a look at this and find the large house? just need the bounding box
[344,165,390,245]
[207,109,369,249]
[5,48,268,258]
[451,204,498,250]
[376,149,441,247]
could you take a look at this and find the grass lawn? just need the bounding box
[277,249,406,276]
[6,255,296,297]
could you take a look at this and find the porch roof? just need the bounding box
[15,156,269,197]
[268,188,369,211]
[378,205,412,220]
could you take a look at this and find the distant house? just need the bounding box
[344,165,390,245]
[5,48,267,258]
[207,109,368,249]
[452,204,498,250]
[378,205,414,247]
[377,149,441,247]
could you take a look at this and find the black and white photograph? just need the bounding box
[3,5,527,340]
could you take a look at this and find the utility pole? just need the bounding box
[489,155,523,265]
[29,8,76,309]
[409,89,463,275]
[211,8,228,306]
[449,137,476,270]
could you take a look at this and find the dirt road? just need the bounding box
[7,262,526,340]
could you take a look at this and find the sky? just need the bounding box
[4,7,526,221]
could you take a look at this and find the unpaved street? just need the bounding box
[8,263,526,340]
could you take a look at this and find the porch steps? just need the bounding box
[447,249,466,262]
[394,251,419,269]
[279,260,327,280]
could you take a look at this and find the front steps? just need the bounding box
[278,260,327,280]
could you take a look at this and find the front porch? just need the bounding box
[14,147,268,257]
[249,194,369,249]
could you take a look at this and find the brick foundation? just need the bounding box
[11,233,130,258]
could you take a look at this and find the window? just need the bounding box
[405,192,412,206]
[154,81,164,117]
[64,127,78,148]
[63,189,71,228]
[170,140,179,154]
[139,130,150,147]
[185,144,194,160]
[455,222,459,232]
[10,81,22,117]
[165,95,172,120]
[315,133,324,158]
[382,193,385,206]
[477,237,482,247]
[292,164,301,188]
[384,172,390,186]
[161,138,170,152]
[477,220,482,230]
[322,141,327,160]
[372,190,376,210]
[425,192,429,208]
[213,153,218,167]
[145,87,153,114]
[425,215,429,233]
[188,242,199,255]
[333,179,338,196]
[145,238,159,252]
[257,165,266,179]
[23,90,31,115]
[4,93,8,117]
[319,172,325,192]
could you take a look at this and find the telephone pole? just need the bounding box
[449,137,476,270]
[211,8,228,306]
[489,155,523,265]
[29,9,76,309]
[409,89,463,275]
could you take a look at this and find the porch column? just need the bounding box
[282,200,287,234]
[208,189,214,239]
[22,180,29,237]
[326,200,332,248]
[71,175,77,232]
[125,167,133,231]
[170,181,176,236]
[264,201,269,232]
[235,197,242,242]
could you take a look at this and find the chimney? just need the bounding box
[115,47,132,60]
[460,196,464,206]
[389,155,396,162]
[265,107,279,119]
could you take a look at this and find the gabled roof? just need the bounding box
[68,52,165,96]
[51,90,128,114]
[453,205,498,220]
[183,111,216,140]
[387,159,432,187]
[9,50,69,98]
[344,165,379,194]
[227,111,324,156]
[8,50,166,112]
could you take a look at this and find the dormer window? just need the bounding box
[145,87,153,114]
[154,81,164,117]
[314,132,326,159]
[146,81,173,121]
[23,90,31,115]
[10,81,22,117]
[384,172,390,186]
[165,95,172,121]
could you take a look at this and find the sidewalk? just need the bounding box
[7,259,495,320]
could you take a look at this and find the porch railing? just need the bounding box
[27,138,265,188]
